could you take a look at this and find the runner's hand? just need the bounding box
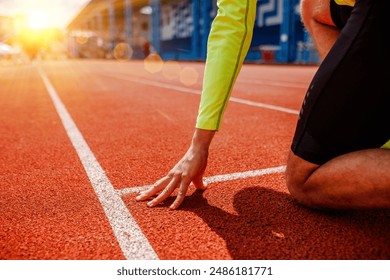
[136,129,215,209]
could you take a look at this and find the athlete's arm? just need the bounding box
[197,0,257,130]
[136,0,257,209]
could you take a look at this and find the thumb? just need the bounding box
[193,175,206,190]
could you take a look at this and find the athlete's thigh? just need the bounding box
[292,0,390,165]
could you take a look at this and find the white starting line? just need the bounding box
[118,165,286,196]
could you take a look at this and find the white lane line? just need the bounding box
[118,165,287,196]
[102,73,299,115]
[237,78,308,89]
[229,96,299,115]
[38,67,158,260]
[204,165,286,183]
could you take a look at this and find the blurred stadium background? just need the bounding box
[0,0,320,64]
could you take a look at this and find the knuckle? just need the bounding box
[168,171,180,179]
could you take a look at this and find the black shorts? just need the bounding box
[291,0,390,165]
[330,0,354,29]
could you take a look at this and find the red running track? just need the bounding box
[0,60,389,260]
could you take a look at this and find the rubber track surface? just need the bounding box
[1,61,389,259]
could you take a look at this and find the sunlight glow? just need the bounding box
[27,10,50,30]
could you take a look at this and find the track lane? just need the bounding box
[37,60,301,260]
[0,64,124,259]
[123,173,390,259]
[40,60,390,260]
[3,60,388,260]
[38,66,158,260]
[40,60,298,188]
[73,60,315,111]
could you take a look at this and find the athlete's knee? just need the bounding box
[300,0,334,29]
[300,0,313,28]
[286,151,320,208]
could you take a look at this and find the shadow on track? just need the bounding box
[183,187,390,259]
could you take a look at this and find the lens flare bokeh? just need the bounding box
[144,53,164,73]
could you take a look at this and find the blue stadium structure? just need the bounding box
[67,0,319,64]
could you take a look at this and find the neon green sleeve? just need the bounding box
[195,0,257,131]
[382,139,390,149]
[334,0,355,7]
